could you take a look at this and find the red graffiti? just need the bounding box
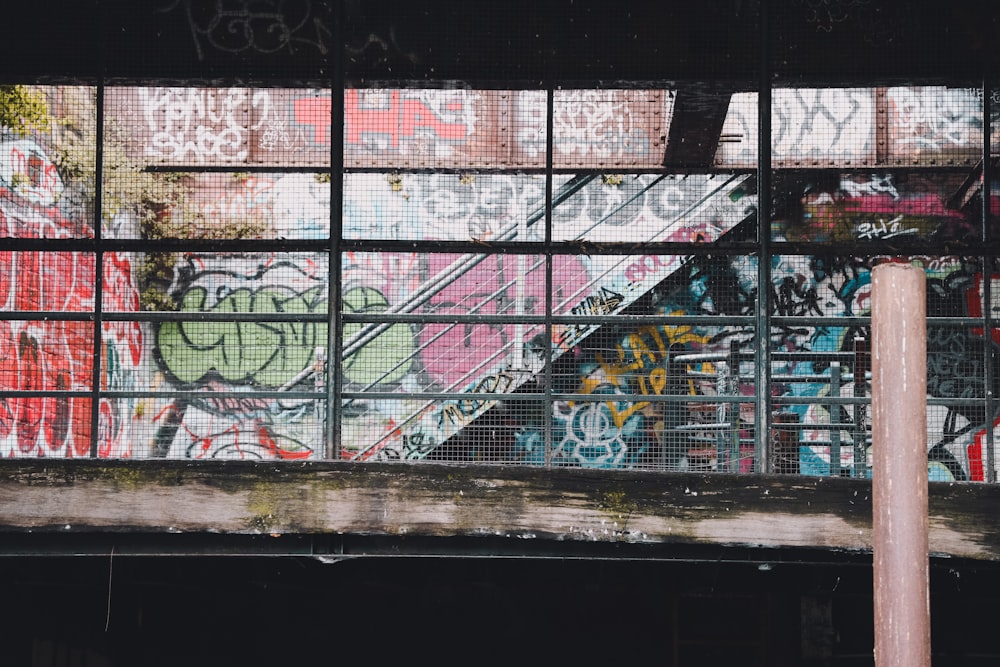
[0,167,141,457]
[293,90,469,147]
[6,144,61,205]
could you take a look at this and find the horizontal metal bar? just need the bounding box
[342,313,756,326]
[0,311,95,321]
[0,238,331,252]
[0,237,741,254]
[144,165,329,174]
[550,393,744,404]
[771,317,870,327]
[341,391,534,402]
[344,166,552,175]
[772,396,870,405]
[773,423,862,430]
[102,390,326,400]
[675,423,735,431]
[6,240,996,262]
[106,311,329,323]
[668,422,865,432]
[4,309,982,329]
[0,391,94,398]
[0,390,978,409]
[0,390,327,400]
[341,392,757,404]
[771,374,865,382]
[339,239,762,255]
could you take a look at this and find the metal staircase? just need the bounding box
[342,172,756,461]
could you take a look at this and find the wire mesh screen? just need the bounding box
[770,84,992,482]
[1,66,997,479]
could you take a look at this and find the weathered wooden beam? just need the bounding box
[0,460,998,560]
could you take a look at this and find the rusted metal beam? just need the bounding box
[871,263,930,667]
[662,85,734,169]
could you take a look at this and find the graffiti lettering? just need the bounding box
[554,287,626,350]
[439,372,515,427]
[624,255,663,284]
[717,89,875,167]
[140,88,261,163]
[515,90,659,163]
[572,287,625,318]
[401,432,438,458]
[890,86,982,153]
[926,327,985,400]
[158,0,332,61]
[196,176,274,227]
[157,285,326,386]
[855,215,919,240]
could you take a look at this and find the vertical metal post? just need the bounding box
[89,81,105,458]
[716,353,730,472]
[771,410,799,474]
[755,0,773,473]
[982,76,996,482]
[853,336,870,477]
[727,339,740,472]
[829,361,842,476]
[326,0,345,459]
[872,263,930,667]
[543,86,555,467]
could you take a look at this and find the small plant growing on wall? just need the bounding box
[41,87,193,311]
[0,85,50,136]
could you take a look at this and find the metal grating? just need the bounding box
[0,9,997,483]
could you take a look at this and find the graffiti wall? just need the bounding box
[4,85,999,480]
[0,135,142,457]
[144,166,993,479]
[143,170,752,461]
[716,86,997,169]
[106,86,671,171]
[150,252,327,459]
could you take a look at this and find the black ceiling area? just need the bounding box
[0,0,995,85]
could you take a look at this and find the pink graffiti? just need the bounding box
[839,193,960,218]
[624,223,718,284]
[419,254,588,388]
[342,250,422,305]
[294,90,468,147]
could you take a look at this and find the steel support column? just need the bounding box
[872,263,930,667]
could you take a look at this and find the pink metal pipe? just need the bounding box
[871,263,930,667]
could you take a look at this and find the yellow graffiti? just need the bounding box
[661,310,711,347]
[576,316,712,427]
